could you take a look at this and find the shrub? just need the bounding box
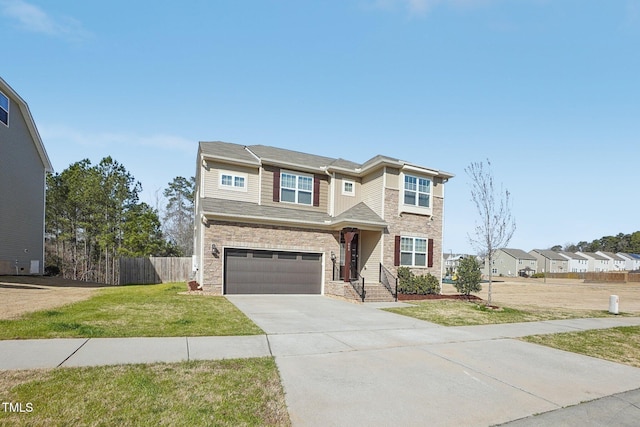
[531,273,545,279]
[44,265,60,276]
[397,267,441,295]
[454,256,482,297]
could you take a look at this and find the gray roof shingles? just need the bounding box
[199,141,452,176]
[201,198,386,229]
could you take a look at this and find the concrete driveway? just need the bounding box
[227,295,640,427]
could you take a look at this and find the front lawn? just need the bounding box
[522,326,640,368]
[0,357,290,426]
[0,283,263,339]
[384,300,622,326]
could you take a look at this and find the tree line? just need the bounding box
[550,232,640,254]
[45,157,194,283]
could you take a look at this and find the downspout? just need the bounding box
[440,178,449,294]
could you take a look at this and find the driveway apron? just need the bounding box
[227,295,640,427]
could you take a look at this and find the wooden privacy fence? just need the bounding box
[118,257,192,285]
[547,272,640,283]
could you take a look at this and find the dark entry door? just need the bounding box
[225,249,322,294]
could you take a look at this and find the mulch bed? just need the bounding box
[398,293,483,302]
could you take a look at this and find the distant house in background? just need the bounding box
[443,253,466,275]
[529,249,568,273]
[487,249,538,277]
[595,251,626,271]
[576,252,610,272]
[558,251,589,273]
[0,77,53,275]
[619,253,640,271]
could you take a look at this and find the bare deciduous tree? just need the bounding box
[466,159,516,306]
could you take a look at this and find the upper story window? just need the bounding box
[342,179,355,196]
[403,175,430,208]
[281,171,313,205]
[0,91,8,126]
[219,171,247,192]
[400,236,427,267]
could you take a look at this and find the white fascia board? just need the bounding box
[201,153,261,168]
[0,78,53,172]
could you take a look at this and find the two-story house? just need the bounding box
[0,77,53,275]
[486,248,538,277]
[595,251,626,271]
[529,250,569,274]
[576,252,610,272]
[619,253,640,271]
[558,251,589,273]
[192,141,453,299]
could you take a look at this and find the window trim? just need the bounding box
[280,170,314,206]
[219,171,248,192]
[403,174,431,208]
[0,90,9,127]
[342,179,355,197]
[399,171,433,216]
[399,236,428,267]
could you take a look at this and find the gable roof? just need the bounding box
[0,77,53,173]
[530,249,567,261]
[500,248,537,260]
[199,141,454,179]
[577,252,609,261]
[558,251,588,261]
[597,251,626,262]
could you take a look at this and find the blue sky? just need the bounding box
[2,0,639,254]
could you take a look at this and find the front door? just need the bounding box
[340,229,359,281]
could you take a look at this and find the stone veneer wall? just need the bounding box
[201,220,340,294]
[383,188,444,280]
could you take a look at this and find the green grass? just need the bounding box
[0,283,263,339]
[0,357,290,426]
[522,326,640,368]
[384,300,622,326]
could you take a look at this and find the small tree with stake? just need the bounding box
[466,159,516,307]
[454,256,482,300]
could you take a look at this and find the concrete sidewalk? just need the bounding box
[2,295,640,426]
[0,335,271,370]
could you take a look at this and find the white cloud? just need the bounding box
[40,124,195,154]
[0,0,89,40]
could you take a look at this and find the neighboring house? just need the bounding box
[558,251,589,273]
[595,251,627,271]
[193,141,453,298]
[0,77,53,275]
[529,250,569,274]
[618,253,640,271]
[443,253,466,275]
[576,252,610,272]
[486,249,538,277]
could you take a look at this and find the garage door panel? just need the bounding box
[225,249,322,294]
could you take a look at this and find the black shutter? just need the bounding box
[313,175,320,207]
[273,168,280,202]
[394,235,401,266]
[428,238,434,267]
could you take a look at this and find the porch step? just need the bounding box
[326,281,396,303]
[362,282,396,303]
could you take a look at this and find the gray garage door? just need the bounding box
[224,248,322,294]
